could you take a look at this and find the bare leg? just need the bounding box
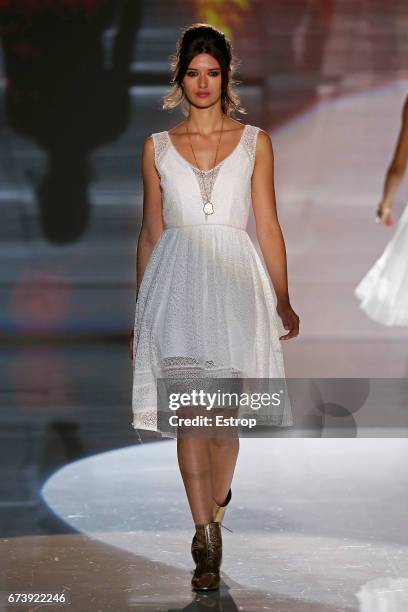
[176,402,239,524]
[177,434,214,524]
[177,434,239,523]
[209,435,239,506]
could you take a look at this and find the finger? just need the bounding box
[280,330,294,340]
[279,325,299,340]
[285,317,300,337]
[284,328,299,340]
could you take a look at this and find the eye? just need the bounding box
[186,70,220,77]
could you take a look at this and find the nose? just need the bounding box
[198,74,208,88]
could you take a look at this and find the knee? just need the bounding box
[209,436,238,450]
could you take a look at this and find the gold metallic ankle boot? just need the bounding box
[191,521,222,591]
[191,489,232,564]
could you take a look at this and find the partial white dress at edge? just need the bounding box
[355,201,408,327]
[131,124,294,438]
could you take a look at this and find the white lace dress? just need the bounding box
[355,202,408,326]
[131,124,293,437]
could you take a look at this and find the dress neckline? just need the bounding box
[166,124,248,174]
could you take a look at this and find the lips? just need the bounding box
[196,92,210,97]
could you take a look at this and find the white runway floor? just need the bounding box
[39,438,408,611]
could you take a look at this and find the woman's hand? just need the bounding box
[376,200,394,226]
[128,329,134,361]
[276,300,300,340]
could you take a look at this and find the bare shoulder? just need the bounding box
[141,135,159,178]
[142,134,156,159]
[257,128,272,144]
[255,128,274,157]
[143,134,154,146]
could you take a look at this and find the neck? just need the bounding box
[186,106,225,135]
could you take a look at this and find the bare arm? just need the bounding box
[251,130,299,340]
[129,136,163,359]
[135,135,164,299]
[377,96,408,225]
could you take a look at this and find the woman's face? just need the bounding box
[181,53,224,109]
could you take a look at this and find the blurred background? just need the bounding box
[1,0,408,593]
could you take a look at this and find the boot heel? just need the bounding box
[191,521,222,591]
[191,489,232,564]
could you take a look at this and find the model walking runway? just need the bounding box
[129,23,299,592]
[355,95,408,327]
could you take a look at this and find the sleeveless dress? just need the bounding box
[354,202,408,326]
[131,124,293,438]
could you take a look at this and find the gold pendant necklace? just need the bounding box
[186,115,224,216]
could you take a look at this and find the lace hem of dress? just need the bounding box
[132,357,243,433]
[159,356,242,377]
[132,355,294,434]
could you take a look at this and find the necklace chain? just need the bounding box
[186,115,224,216]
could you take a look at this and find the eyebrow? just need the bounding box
[187,67,220,71]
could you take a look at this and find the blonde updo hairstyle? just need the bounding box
[162,23,247,117]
